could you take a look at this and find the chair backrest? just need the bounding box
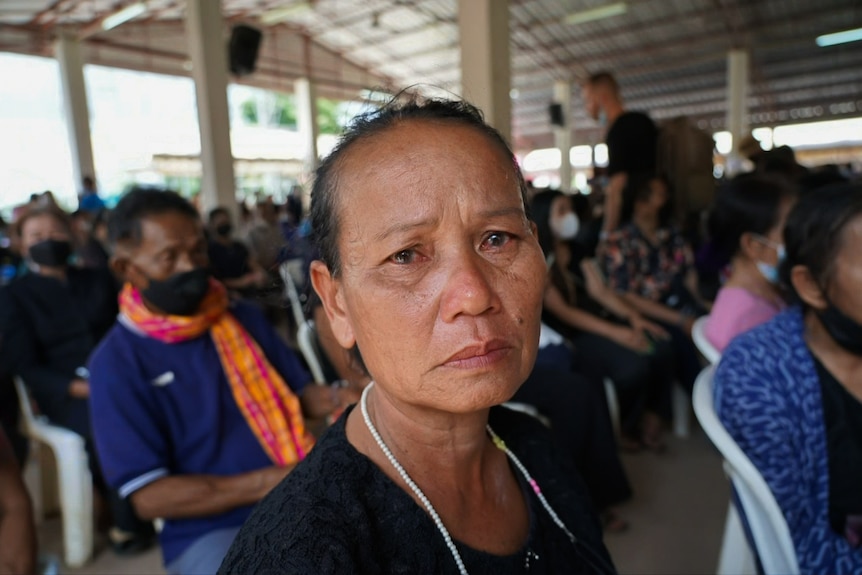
[692,315,722,364]
[13,376,37,433]
[279,261,307,329]
[297,320,326,384]
[692,366,799,575]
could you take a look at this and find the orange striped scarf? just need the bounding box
[119,279,314,466]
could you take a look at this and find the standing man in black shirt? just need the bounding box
[582,72,658,234]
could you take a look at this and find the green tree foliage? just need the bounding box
[239,92,347,134]
[241,99,258,125]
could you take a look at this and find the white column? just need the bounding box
[295,78,319,176]
[553,81,572,192]
[726,49,749,176]
[458,0,511,142]
[185,0,236,217]
[55,35,96,193]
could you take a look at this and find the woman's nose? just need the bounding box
[439,252,501,322]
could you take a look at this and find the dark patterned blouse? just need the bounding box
[600,223,693,302]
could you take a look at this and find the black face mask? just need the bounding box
[141,268,211,317]
[818,301,862,357]
[215,223,232,238]
[29,239,72,267]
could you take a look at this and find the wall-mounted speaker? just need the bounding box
[549,102,564,127]
[229,25,262,76]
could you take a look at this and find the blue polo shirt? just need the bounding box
[88,301,310,564]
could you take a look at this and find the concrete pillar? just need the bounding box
[458,0,511,142]
[553,81,572,192]
[185,0,237,217]
[295,78,319,176]
[55,35,96,194]
[726,49,749,176]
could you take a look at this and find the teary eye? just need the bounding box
[390,249,417,265]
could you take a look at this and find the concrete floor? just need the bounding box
[41,425,730,575]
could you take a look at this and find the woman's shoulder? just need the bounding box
[715,308,814,403]
[218,411,387,574]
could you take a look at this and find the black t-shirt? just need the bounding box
[606,111,658,178]
[812,354,862,547]
[0,268,118,417]
[219,405,616,575]
[208,239,250,280]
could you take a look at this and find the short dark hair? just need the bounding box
[781,183,862,305]
[310,95,528,277]
[208,206,230,223]
[708,175,795,261]
[586,71,619,93]
[14,206,72,239]
[109,188,199,247]
[626,174,673,226]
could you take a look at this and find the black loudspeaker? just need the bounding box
[229,25,262,76]
[549,103,564,127]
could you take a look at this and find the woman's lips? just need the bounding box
[443,341,513,369]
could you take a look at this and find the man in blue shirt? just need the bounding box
[88,189,355,575]
[78,176,106,214]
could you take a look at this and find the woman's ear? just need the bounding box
[790,264,827,310]
[310,260,356,349]
[739,232,760,260]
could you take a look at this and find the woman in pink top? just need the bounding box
[705,176,796,352]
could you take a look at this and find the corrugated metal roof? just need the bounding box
[0,0,859,150]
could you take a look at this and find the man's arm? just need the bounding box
[0,428,36,575]
[602,172,628,234]
[130,466,293,521]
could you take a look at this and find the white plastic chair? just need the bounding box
[296,319,326,385]
[14,376,93,568]
[692,366,799,575]
[692,315,722,364]
[278,261,307,330]
[603,378,690,438]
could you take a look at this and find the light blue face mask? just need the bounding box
[754,236,785,284]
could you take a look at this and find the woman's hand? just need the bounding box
[68,378,90,399]
[611,326,652,354]
[630,315,669,340]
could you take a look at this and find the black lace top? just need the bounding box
[813,355,862,547]
[218,405,616,575]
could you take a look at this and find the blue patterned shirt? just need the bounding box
[715,308,862,574]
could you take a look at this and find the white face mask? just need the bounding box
[551,212,580,240]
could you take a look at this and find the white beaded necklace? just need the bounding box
[360,382,577,575]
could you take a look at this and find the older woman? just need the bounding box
[714,184,862,573]
[219,100,615,574]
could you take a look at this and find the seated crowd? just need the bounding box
[0,93,859,575]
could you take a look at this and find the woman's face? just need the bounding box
[821,215,862,322]
[313,120,547,414]
[550,196,572,227]
[20,213,71,255]
[751,195,795,266]
[646,179,669,212]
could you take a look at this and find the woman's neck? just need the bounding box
[805,310,862,396]
[553,240,571,269]
[726,256,781,304]
[633,212,659,237]
[347,383,496,490]
[34,264,67,281]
